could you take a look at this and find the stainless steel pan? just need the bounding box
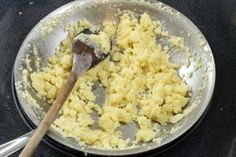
[0,0,215,156]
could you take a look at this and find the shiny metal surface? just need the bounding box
[13,0,215,156]
[0,131,34,157]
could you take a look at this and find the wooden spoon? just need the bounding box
[19,29,108,157]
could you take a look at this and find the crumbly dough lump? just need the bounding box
[30,12,189,149]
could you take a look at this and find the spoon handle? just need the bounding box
[19,72,77,157]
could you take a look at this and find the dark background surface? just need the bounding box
[0,0,236,157]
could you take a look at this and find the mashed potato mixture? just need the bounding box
[30,12,189,149]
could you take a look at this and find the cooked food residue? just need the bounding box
[30,12,190,149]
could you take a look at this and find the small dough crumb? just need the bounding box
[169,114,184,123]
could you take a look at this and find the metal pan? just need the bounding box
[6,0,216,156]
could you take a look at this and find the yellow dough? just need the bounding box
[30,13,189,149]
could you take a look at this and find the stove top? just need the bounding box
[0,0,236,157]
